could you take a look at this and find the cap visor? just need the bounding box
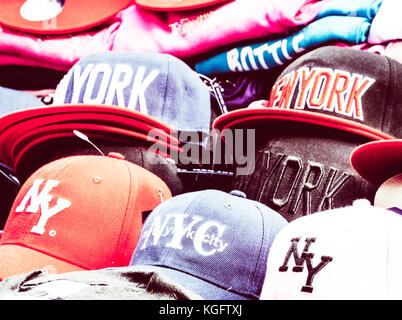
[136,265,251,300]
[8,127,182,177]
[351,140,402,186]
[11,121,181,160]
[0,111,178,144]
[0,104,181,168]
[135,0,230,11]
[0,104,176,134]
[213,108,394,141]
[0,0,133,35]
[0,244,84,280]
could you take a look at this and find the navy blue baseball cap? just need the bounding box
[130,189,288,300]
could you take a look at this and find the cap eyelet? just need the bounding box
[93,176,102,184]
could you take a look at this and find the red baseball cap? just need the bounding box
[351,139,402,186]
[135,0,232,11]
[0,154,172,280]
[0,104,181,172]
[10,123,180,169]
[0,0,134,35]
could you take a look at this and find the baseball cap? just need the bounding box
[214,46,402,140]
[351,139,402,186]
[0,52,211,180]
[53,51,211,135]
[0,0,133,35]
[228,121,377,222]
[134,0,231,11]
[130,189,288,300]
[260,201,402,299]
[0,86,44,114]
[0,86,44,228]
[0,104,182,181]
[0,154,172,280]
[212,46,402,221]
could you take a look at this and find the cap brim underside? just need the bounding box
[135,265,252,300]
[351,140,402,186]
[135,0,229,11]
[0,104,181,169]
[213,108,394,141]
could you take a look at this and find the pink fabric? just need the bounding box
[0,21,120,72]
[113,0,326,58]
[0,0,325,71]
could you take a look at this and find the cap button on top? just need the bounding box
[107,152,125,160]
[229,190,247,198]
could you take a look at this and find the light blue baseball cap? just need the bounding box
[130,189,288,300]
[54,51,211,135]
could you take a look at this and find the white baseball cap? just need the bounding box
[260,200,402,300]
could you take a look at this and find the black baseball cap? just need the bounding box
[213,46,402,221]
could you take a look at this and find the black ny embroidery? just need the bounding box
[279,237,333,293]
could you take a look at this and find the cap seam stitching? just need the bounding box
[381,57,393,133]
[161,55,170,122]
[115,159,134,266]
[248,204,266,298]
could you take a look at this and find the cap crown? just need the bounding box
[268,46,402,138]
[1,155,171,270]
[261,203,402,299]
[131,189,287,298]
[54,52,211,134]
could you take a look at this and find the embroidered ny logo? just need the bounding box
[15,179,71,235]
[279,237,333,293]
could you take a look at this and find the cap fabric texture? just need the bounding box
[228,121,377,222]
[260,201,402,300]
[351,139,402,186]
[212,46,401,221]
[213,46,402,140]
[134,0,231,11]
[130,189,288,300]
[0,154,172,280]
[0,0,133,35]
[53,51,211,135]
[0,86,44,114]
